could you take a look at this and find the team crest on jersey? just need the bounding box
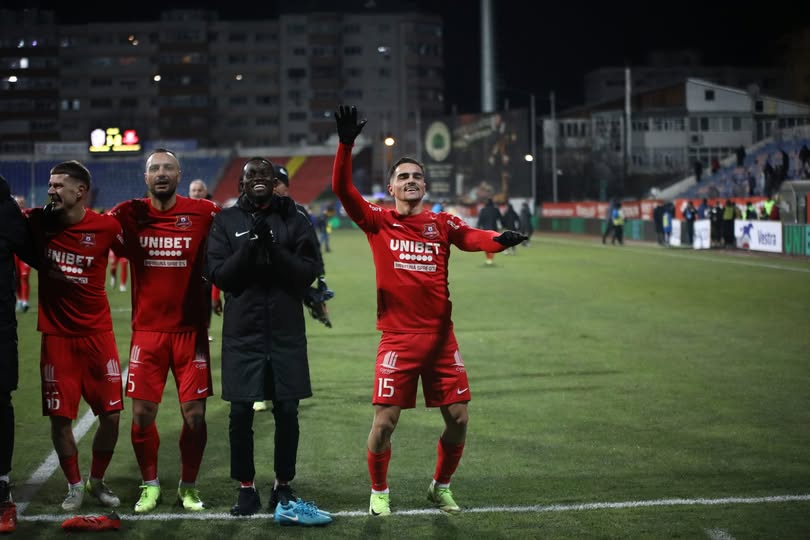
[175,215,192,229]
[79,233,95,246]
[422,223,439,240]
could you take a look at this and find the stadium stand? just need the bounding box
[676,138,810,200]
[210,155,333,207]
[0,156,228,210]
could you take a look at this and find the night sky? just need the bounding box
[7,0,809,114]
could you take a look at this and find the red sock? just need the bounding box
[486,252,494,261]
[59,453,81,485]
[20,280,29,302]
[179,421,207,484]
[120,261,128,286]
[131,422,159,482]
[367,447,391,491]
[90,450,114,480]
[433,438,464,484]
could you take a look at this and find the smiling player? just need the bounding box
[332,106,527,516]
[109,149,220,514]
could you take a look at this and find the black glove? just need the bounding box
[335,105,367,145]
[494,230,528,247]
[303,277,335,328]
[250,214,274,243]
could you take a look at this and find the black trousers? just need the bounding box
[229,399,300,483]
[0,332,18,477]
[0,391,13,477]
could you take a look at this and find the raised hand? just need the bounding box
[335,105,367,145]
[493,230,529,247]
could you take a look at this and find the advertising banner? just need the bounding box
[734,220,782,253]
[694,219,711,249]
[422,109,531,202]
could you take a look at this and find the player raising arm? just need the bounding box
[332,105,526,516]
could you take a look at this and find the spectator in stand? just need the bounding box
[763,160,775,196]
[799,144,810,176]
[477,199,502,265]
[518,202,533,246]
[736,145,746,167]
[683,200,697,246]
[694,160,703,183]
[780,149,790,182]
[500,203,520,255]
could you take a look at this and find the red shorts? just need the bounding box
[126,329,212,403]
[373,331,470,409]
[40,332,124,419]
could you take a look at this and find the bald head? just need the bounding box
[189,179,208,200]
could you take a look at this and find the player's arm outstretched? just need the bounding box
[447,214,528,253]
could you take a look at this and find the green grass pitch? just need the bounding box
[8,230,810,538]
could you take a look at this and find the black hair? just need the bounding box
[387,156,425,180]
[51,160,91,189]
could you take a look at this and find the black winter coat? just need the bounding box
[206,194,320,402]
[0,178,34,393]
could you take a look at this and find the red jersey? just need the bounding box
[28,208,125,336]
[332,143,504,333]
[110,196,219,332]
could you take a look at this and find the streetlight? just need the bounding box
[499,87,537,209]
[382,135,395,183]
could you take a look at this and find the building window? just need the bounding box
[704,89,715,101]
[90,98,112,108]
[755,100,763,113]
[288,111,307,121]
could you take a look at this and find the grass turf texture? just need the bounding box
[8,231,810,538]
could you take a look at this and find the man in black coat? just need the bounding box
[0,175,34,533]
[206,157,330,524]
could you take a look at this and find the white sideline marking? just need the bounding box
[18,493,810,521]
[705,528,737,540]
[17,368,129,516]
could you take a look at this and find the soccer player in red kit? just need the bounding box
[332,106,527,516]
[109,149,219,513]
[27,160,126,512]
